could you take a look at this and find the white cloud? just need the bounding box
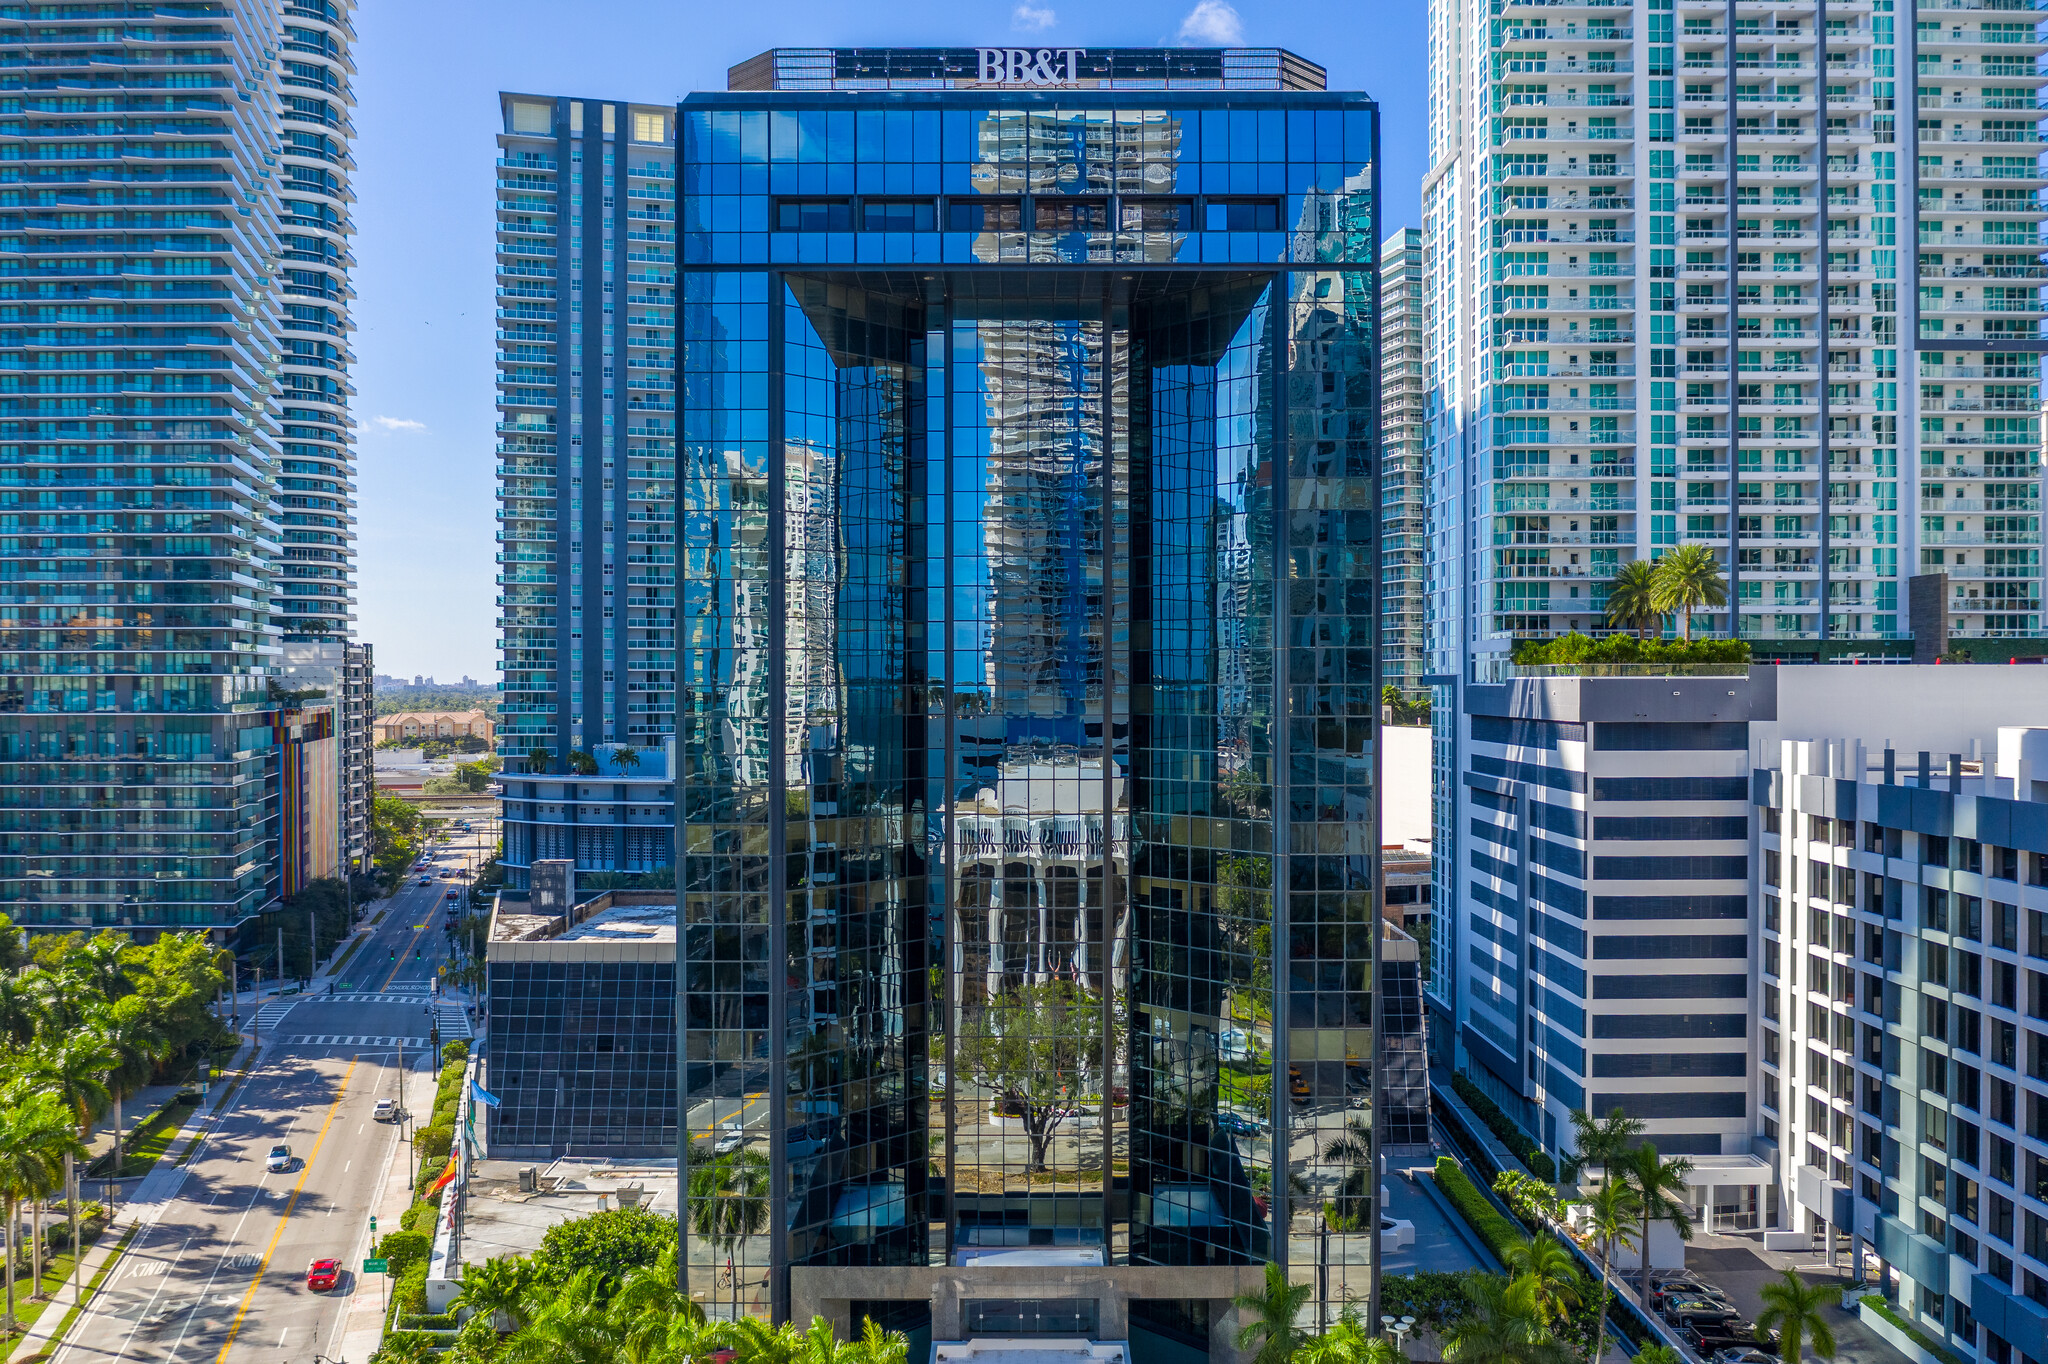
[372,415,427,434]
[1176,0,1243,45]
[1012,3,1056,31]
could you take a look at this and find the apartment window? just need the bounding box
[860,199,936,232]
[947,198,1023,231]
[631,111,666,143]
[1034,197,1109,232]
[1926,834,1951,868]
[1994,901,2018,951]
[1120,197,1194,231]
[774,198,854,231]
[1204,198,1283,231]
[1992,845,2019,881]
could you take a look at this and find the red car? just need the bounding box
[306,1258,341,1291]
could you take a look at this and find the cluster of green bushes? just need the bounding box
[414,1041,469,1198]
[1380,1269,1495,1333]
[1433,1155,1529,1263]
[1512,633,1751,667]
[1449,1073,1556,1180]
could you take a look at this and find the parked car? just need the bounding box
[306,1258,341,1291]
[1379,1217,1416,1253]
[265,1143,292,1173]
[1287,1065,1311,1105]
[1715,1348,1776,1364]
[1664,1296,1740,1328]
[1215,1111,1264,1138]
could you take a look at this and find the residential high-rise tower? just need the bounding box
[1424,0,2048,675]
[0,0,362,935]
[1381,227,1428,697]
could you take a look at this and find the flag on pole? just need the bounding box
[472,1082,503,1108]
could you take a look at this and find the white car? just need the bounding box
[372,1099,397,1123]
[713,1123,744,1155]
[265,1143,292,1173]
[1715,1351,1773,1364]
[1379,1216,1416,1253]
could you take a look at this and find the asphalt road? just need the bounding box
[47,841,487,1364]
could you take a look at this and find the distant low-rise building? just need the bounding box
[377,711,497,745]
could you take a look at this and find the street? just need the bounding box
[47,828,490,1364]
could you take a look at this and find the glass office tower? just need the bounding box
[0,0,362,934]
[678,47,1388,1330]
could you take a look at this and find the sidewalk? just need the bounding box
[335,1048,440,1364]
[5,1039,260,1364]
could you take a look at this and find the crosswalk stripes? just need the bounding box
[254,1001,296,1033]
[283,1035,426,1048]
[435,1003,473,1042]
[298,992,435,1006]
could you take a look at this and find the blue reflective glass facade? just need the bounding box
[678,65,1382,1325]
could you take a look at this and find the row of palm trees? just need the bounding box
[1602,545,1729,641]
[0,929,228,1336]
[404,1250,910,1364]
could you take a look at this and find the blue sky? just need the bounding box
[350,0,1429,681]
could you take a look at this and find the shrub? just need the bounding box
[1381,1269,1491,1333]
[400,1199,436,1235]
[417,1124,454,1161]
[532,1205,678,1288]
[393,1260,429,1319]
[442,1039,469,1065]
[1435,1155,1528,1262]
[1450,1073,1556,1180]
[1512,632,1750,668]
[416,1157,448,1196]
[376,1228,433,1277]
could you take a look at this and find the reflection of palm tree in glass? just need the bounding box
[1319,1117,1374,1229]
[689,1150,769,1319]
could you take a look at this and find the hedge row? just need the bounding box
[1435,1155,1529,1263]
[1450,1073,1556,1180]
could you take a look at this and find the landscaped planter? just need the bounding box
[1858,1296,1963,1364]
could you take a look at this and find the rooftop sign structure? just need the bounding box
[727,46,1327,92]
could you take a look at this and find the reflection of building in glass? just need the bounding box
[677,48,1383,1341]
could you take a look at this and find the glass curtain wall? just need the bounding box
[680,92,1380,1322]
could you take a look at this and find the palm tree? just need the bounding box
[1755,1270,1837,1364]
[499,1268,621,1364]
[1578,1179,1642,1364]
[0,1092,75,1331]
[1320,1116,1375,1230]
[1232,1261,1311,1364]
[847,1317,910,1364]
[1561,1107,1644,1188]
[453,1253,534,1332]
[688,1150,768,1320]
[1298,1315,1402,1364]
[1649,544,1727,642]
[622,1312,727,1364]
[1619,1144,1694,1302]
[26,1031,117,1305]
[1602,560,1661,639]
[608,1247,693,1329]
[99,996,169,1183]
[1444,1274,1576,1364]
[1501,1233,1586,1331]
[68,934,135,1003]
[607,746,643,775]
[0,976,39,1048]
[726,1315,805,1364]
[525,745,552,774]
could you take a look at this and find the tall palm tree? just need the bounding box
[688,1150,768,1320]
[68,934,135,1003]
[1232,1261,1311,1364]
[1578,1179,1642,1364]
[1648,544,1727,642]
[99,996,169,1181]
[0,1092,75,1331]
[1444,1274,1576,1364]
[1755,1270,1838,1364]
[1562,1107,1644,1188]
[1501,1233,1586,1331]
[1619,1144,1694,1301]
[26,1031,117,1305]
[525,745,553,774]
[608,745,643,775]
[1602,560,1661,639]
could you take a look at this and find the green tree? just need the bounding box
[26,1029,117,1301]
[1602,560,1661,639]
[526,745,553,774]
[1320,1117,1376,1230]
[1444,1274,1575,1364]
[845,1316,911,1364]
[1649,544,1727,642]
[1232,1261,1311,1364]
[954,980,1103,1172]
[726,1314,805,1364]
[0,912,24,976]
[532,1205,678,1290]
[1578,1178,1642,1364]
[453,1254,535,1333]
[1755,1270,1837,1364]
[0,1091,77,1330]
[499,1269,621,1364]
[1619,1144,1694,1300]
[687,1151,768,1318]
[1501,1233,1585,1331]
[565,749,601,777]
[98,993,169,1170]
[607,746,643,775]
[1561,1107,1644,1187]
